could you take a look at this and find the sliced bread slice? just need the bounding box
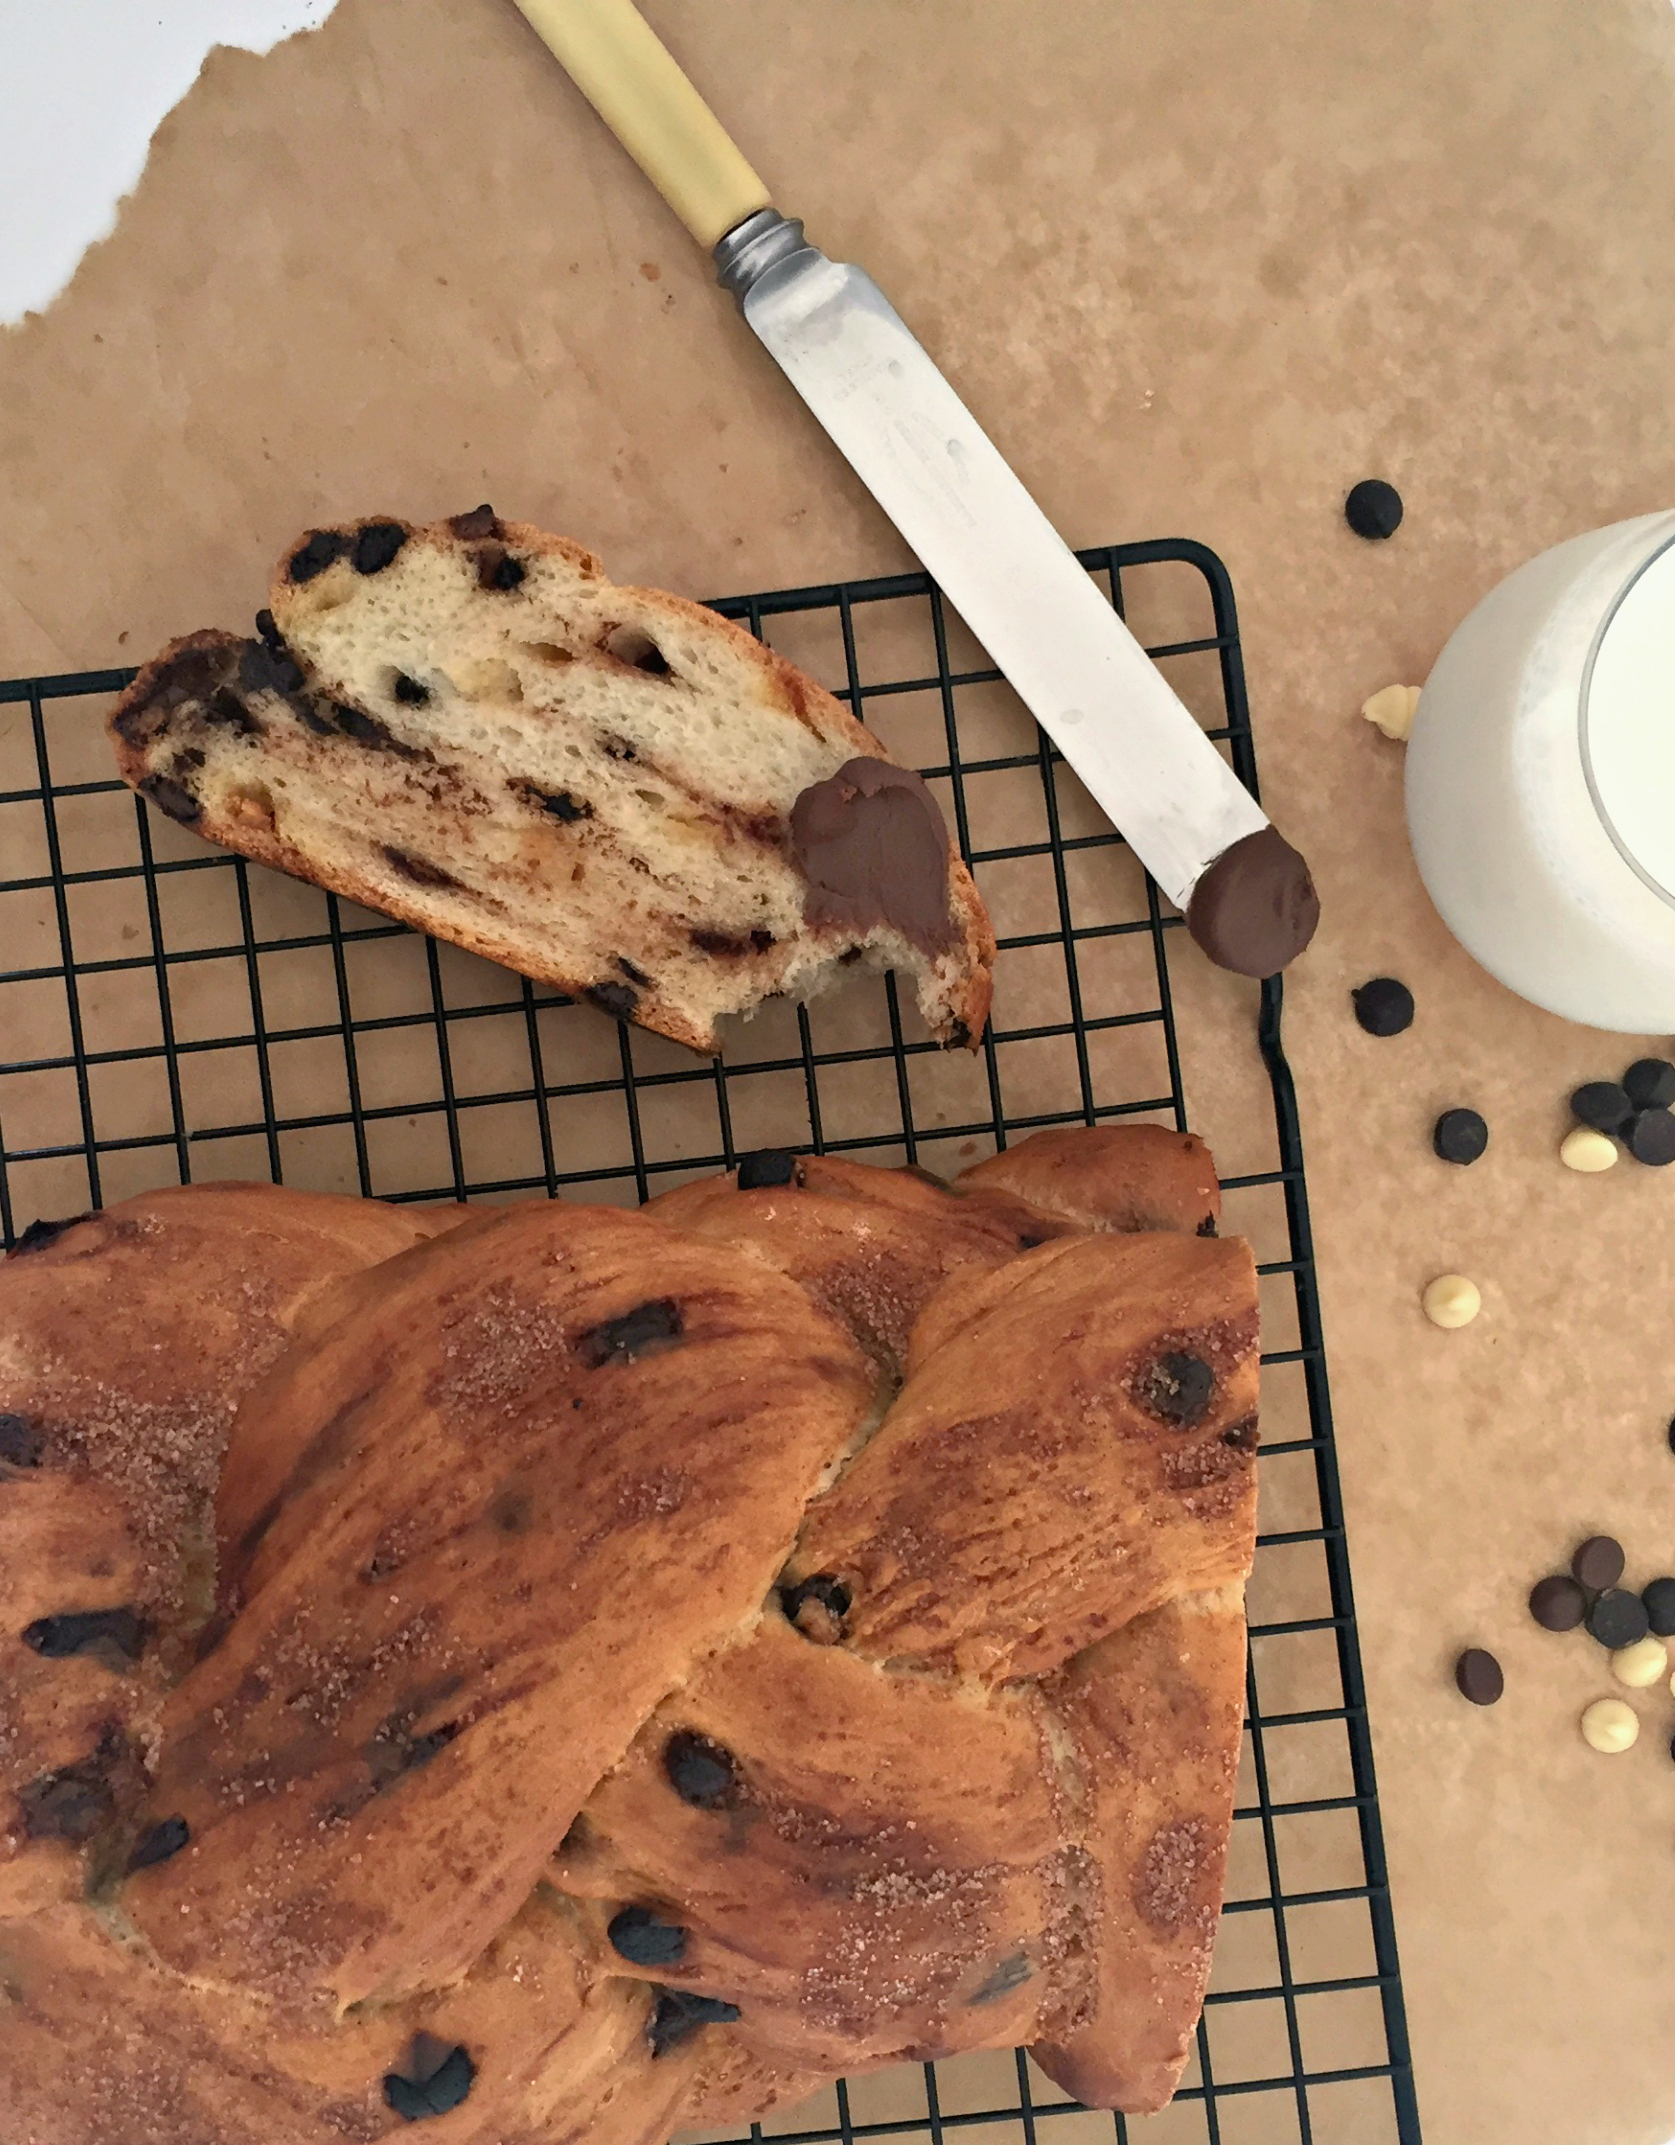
[109,510,994,1054]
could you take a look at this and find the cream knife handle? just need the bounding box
[511,0,770,247]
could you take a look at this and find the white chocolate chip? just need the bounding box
[1580,1697,1640,1753]
[1361,684,1422,742]
[1559,1126,1619,1173]
[1610,1635,1668,1688]
[1422,1274,1481,1329]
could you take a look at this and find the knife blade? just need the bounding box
[509,0,1318,976]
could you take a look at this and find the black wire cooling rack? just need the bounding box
[0,539,1420,2145]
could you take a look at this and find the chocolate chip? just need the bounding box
[476,546,526,592]
[127,1816,190,1871]
[1623,1058,1675,1109]
[970,1953,1032,2004]
[1529,1575,1588,1631]
[1571,1081,1633,1133]
[448,503,501,540]
[138,773,201,825]
[691,927,767,957]
[9,1213,92,1257]
[648,1988,740,2057]
[253,607,283,650]
[1641,1578,1675,1637]
[392,672,430,705]
[1626,1108,1675,1166]
[586,980,638,1021]
[1196,1213,1218,1237]
[1138,1352,1216,1426]
[23,1608,148,1663]
[780,1574,850,1644]
[382,845,462,891]
[663,1730,741,1810]
[1572,1535,1625,1591]
[204,686,260,734]
[383,2041,476,2121]
[0,1413,44,1465]
[602,734,637,762]
[328,700,393,746]
[617,956,651,986]
[19,1730,124,1842]
[1588,1589,1650,1649]
[1352,977,1414,1036]
[238,637,307,700]
[288,529,348,583]
[1433,1108,1489,1165]
[946,1017,973,1049]
[1220,1416,1260,1452]
[736,1150,797,1190]
[526,785,589,822]
[1344,479,1404,539]
[578,1298,683,1368]
[1454,1647,1503,1705]
[352,522,407,575]
[609,1905,689,1966]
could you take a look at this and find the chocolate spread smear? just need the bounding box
[1186,825,1319,977]
[789,758,954,954]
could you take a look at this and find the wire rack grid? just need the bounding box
[0,538,1419,2145]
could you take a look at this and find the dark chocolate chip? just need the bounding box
[1669,1414,1675,1458]
[945,1018,972,1049]
[1588,1589,1650,1649]
[1220,1416,1260,1452]
[1454,1647,1503,1705]
[23,1608,148,1663]
[0,1412,44,1466]
[1138,1352,1216,1426]
[127,1815,190,1871]
[663,1730,741,1810]
[602,734,637,762]
[1623,1058,1675,1110]
[648,1988,740,2057]
[1528,1574,1588,1632]
[19,1730,124,1843]
[578,1298,683,1368]
[1197,1214,1218,1236]
[780,1574,851,1644]
[1641,1577,1675,1637]
[138,773,201,825]
[1571,1081,1633,1133]
[1352,977,1414,1036]
[205,686,260,734]
[1344,479,1404,539]
[1626,1107,1675,1166]
[328,700,393,746]
[392,672,430,705]
[352,522,407,575]
[1572,1535,1625,1591]
[448,503,501,540]
[736,1150,798,1190]
[9,1212,93,1257]
[382,845,462,891]
[1433,1108,1489,1165]
[608,1905,689,1966]
[383,2041,476,2121]
[527,785,590,822]
[288,529,348,583]
[238,636,307,700]
[970,1952,1032,2004]
[476,546,527,592]
[586,980,638,1021]
[690,927,764,958]
[617,956,651,986]
[253,607,283,649]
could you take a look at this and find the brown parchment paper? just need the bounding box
[2,4,1675,2142]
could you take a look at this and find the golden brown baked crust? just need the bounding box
[957,1123,1222,1237]
[0,1185,439,1922]
[2,1128,1255,2137]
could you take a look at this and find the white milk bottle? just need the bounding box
[1405,510,1675,1031]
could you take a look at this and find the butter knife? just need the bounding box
[508,0,1318,976]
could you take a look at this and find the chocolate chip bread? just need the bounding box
[108,512,995,1055]
[0,1128,1255,2142]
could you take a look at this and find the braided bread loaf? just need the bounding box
[0,1127,1256,2142]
